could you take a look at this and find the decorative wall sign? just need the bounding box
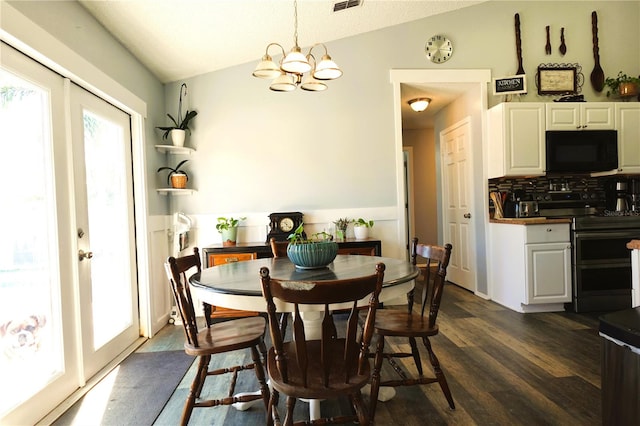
[535,63,583,95]
[493,75,527,95]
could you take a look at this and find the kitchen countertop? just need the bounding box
[490,217,572,225]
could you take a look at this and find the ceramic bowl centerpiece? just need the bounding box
[286,224,338,269]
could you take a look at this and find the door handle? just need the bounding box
[463,213,471,219]
[78,249,94,261]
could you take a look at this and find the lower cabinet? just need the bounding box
[490,223,571,312]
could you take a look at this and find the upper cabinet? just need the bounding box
[545,102,614,130]
[616,103,640,174]
[488,103,545,178]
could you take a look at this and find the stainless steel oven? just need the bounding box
[571,215,640,312]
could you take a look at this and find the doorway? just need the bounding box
[391,69,491,297]
[0,43,140,424]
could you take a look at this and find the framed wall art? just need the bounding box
[493,74,527,96]
[536,65,578,95]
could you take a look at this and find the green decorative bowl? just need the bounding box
[287,241,339,269]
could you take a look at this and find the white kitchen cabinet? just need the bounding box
[488,103,545,178]
[546,102,614,130]
[615,103,640,174]
[489,222,571,313]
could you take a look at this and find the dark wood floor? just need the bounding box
[67,282,604,425]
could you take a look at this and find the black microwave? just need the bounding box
[545,130,618,173]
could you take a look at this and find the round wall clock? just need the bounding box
[425,35,453,64]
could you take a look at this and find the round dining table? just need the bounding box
[189,254,419,420]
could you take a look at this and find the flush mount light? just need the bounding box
[252,0,342,92]
[408,98,431,112]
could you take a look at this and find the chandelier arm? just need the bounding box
[265,42,286,58]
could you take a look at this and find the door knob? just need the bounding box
[463,213,471,219]
[78,249,93,261]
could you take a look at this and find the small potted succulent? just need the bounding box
[215,216,246,247]
[157,159,189,189]
[333,217,351,241]
[156,83,198,146]
[353,218,374,240]
[286,224,338,269]
[604,71,640,97]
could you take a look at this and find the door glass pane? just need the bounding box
[0,69,64,416]
[82,110,133,349]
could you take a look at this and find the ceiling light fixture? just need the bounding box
[252,0,342,92]
[408,98,431,112]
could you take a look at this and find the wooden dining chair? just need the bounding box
[259,263,386,425]
[369,239,454,421]
[269,237,292,336]
[165,247,270,426]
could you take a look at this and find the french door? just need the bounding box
[0,43,139,424]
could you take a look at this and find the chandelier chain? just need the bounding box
[293,0,299,47]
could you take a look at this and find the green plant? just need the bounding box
[156,159,189,185]
[353,218,374,228]
[156,83,198,139]
[604,71,640,97]
[215,216,246,232]
[287,224,333,244]
[333,217,352,230]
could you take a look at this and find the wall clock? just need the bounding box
[425,34,453,64]
[267,212,304,242]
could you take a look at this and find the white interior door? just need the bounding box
[441,118,476,291]
[0,43,139,424]
[70,83,140,379]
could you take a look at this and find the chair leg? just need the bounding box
[409,337,423,375]
[279,312,289,337]
[250,345,271,412]
[351,390,369,425]
[422,336,455,409]
[268,389,280,426]
[258,337,268,366]
[369,335,385,423]
[284,395,296,426]
[182,355,207,426]
[194,354,210,398]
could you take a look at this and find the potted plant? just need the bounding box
[286,224,338,269]
[157,159,189,189]
[156,83,198,146]
[216,216,246,247]
[604,71,640,97]
[353,218,374,240]
[333,217,352,241]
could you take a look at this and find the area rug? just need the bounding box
[53,350,194,425]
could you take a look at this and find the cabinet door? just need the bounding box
[546,103,614,130]
[525,242,571,304]
[582,103,614,129]
[504,104,545,176]
[616,104,640,174]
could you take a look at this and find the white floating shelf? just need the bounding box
[156,188,196,195]
[154,144,195,155]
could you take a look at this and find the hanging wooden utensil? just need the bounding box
[545,26,551,54]
[590,11,605,92]
[515,13,525,75]
[559,27,567,55]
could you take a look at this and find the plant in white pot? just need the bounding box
[286,224,338,269]
[353,218,374,240]
[156,83,198,147]
[157,159,189,189]
[216,216,246,247]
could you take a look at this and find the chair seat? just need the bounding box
[374,310,439,337]
[267,339,371,400]
[184,316,266,357]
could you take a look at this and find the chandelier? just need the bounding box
[252,0,342,92]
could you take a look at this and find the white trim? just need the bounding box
[1,2,153,337]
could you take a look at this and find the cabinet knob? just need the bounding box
[546,228,552,232]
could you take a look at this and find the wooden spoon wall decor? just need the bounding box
[559,27,567,55]
[590,11,605,92]
[545,26,551,54]
[515,13,525,75]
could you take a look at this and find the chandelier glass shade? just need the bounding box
[252,0,342,92]
[408,98,431,112]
